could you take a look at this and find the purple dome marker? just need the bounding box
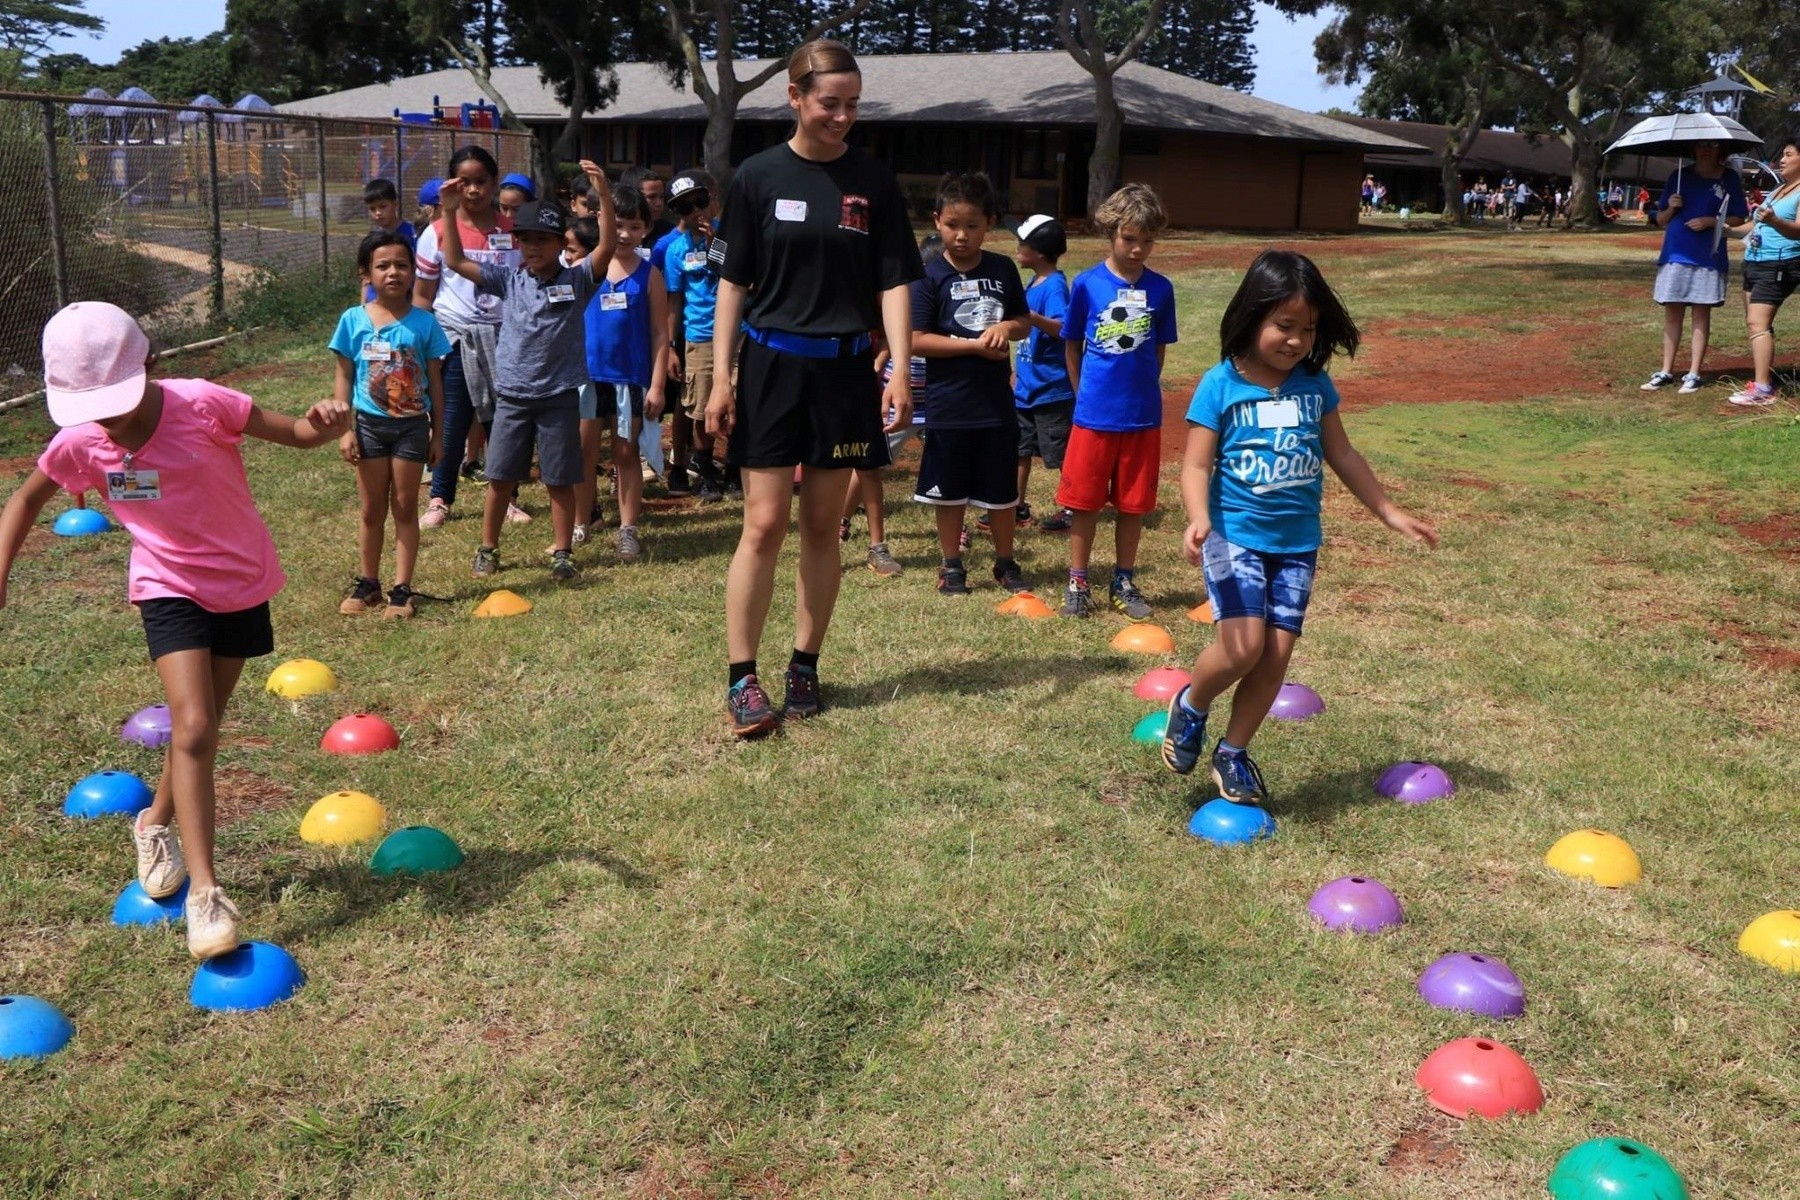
[1417,952,1526,1019]
[1270,682,1325,721]
[120,704,172,749]
[1307,875,1404,933]
[1376,761,1456,804]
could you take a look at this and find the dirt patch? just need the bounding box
[1098,772,1135,808]
[214,766,296,827]
[213,360,299,389]
[1710,622,1800,673]
[1384,1112,1465,1176]
[0,456,39,475]
[1155,237,1424,273]
[1717,509,1800,559]
[1444,471,1497,491]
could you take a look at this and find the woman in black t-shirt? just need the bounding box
[706,39,922,739]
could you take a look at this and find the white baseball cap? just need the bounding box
[42,302,150,427]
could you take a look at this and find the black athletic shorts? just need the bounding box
[355,412,431,463]
[913,425,1020,509]
[138,597,274,662]
[1017,400,1074,469]
[1743,259,1800,308]
[729,337,890,470]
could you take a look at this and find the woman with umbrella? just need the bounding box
[1641,140,1749,393]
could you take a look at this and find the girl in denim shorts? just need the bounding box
[1160,251,1440,805]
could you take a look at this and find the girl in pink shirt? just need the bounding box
[0,303,349,960]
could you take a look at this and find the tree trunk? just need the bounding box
[1564,129,1602,227]
[1087,68,1122,219]
[703,105,736,185]
[1442,95,1484,224]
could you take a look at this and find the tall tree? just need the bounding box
[225,0,457,102]
[1055,0,1169,219]
[0,0,102,61]
[659,0,872,186]
[1141,0,1254,90]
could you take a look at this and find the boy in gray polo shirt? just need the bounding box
[438,159,615,581]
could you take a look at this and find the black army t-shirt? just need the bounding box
[712,143,921,337]
[911,249,1027,430]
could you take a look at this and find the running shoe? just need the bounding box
[1640,371,1676,391]
[1060,582,1094,618]
[1016,502,1035,527]
[977,509,992,531]
[421,499,450,529]
[1678,373,1704,394]
[133,813,187,898]
[1728,382,1778,407]
[728,675,779,738]
[1039,507,1073,533]
[472,545,500,577]
[1211,743,1271,804]
[617,525,643,563]
[1110,577,1153,622]
[666,465,692,496]
[185,885,242,961]
[839,516,853,543]
[550,549,577,582]
[724,478,743,501]
[571,523,589,547]
[506,502,533,524]
[460,459,484,481]
[993,560,1031,594]
[339,575,382,615]
[695,475,725,504]
[383,582,418,619]
[782,664,822,720]
[958,526,971,553]
[867,542,903,577]
[937,565,971,596]
[1160,686,1207,775]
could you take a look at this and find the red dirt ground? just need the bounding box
[1710,621,1800,673]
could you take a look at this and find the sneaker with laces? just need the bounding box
[1640,371,1676,391]
[1728,382,1778,407]
[958,526,971,553]
[724,479,744,501]
[460,458,485,481]
[421,499,450,529]
[617,525,643,562]
[937,565,971,596]
[1016,502,1035,527]
[1678,373,1704,394]
[867,542,903,577]
[1039,507,1073,533]
[695,474,725,503]
[782,664,822,719]
[666,466,692,496]
[185,885,242,960]
[383,582,418,619]
[133,814,187,898]
[993,560,1030,594]
[977,509,992,531]
[839,516,853,543]
[1160,686,1207,775]
[1110,577,1153,622]
[506,501,533,524]
[727,675,779,738]
[571,523,590,547]
[472,545,500,577]
[339,575,382,615]
[1060,581,1094,618]
[1211,743,1271,804]
[549,549,577,581]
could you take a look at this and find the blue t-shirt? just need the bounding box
[361,221,418,303]
[585,257,657,387]
[1015,270,1073,409]
[1185,359,1341,555]
[1746,188,1800,262]
[911,250,1027,430]
[1062,262,1178,432]
[663,228,717,342]
[327,304,451,420]
[1658,169,1748,271]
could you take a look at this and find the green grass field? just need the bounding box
[2,226,1798,1198]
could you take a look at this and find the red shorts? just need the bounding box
[1056,425,1160,515]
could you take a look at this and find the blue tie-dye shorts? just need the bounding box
[1200,530,1318,635]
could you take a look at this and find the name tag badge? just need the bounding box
[360,339,394,362]
[1255,399,1301,429]
[949,280,981,300]
[545,283,576,304]
[106,469,161,502]
[683,250,706,271]
[487,232,514,251]
[1118,289,1147,307]
[600,291,629,311]
[774,199,808,222]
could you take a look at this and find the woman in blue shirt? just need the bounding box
[1641,141,1749,395]
[1732,133,1800,406]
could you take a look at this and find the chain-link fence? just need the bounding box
[0,89,537,404]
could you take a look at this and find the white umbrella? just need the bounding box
[1610,113,1763,249]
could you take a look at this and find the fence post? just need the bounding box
[40,99,69,309]
[395,124,405,207]
[204,111,224,319]
[316,119,330,278]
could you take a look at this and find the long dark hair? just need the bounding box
[447,144,499,180]
[1219,249,1359,373]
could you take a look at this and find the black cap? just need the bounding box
[512,200,565,235]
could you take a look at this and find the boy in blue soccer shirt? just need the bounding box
[663,170,727,501]
[1057,183,1178,621]
[910,172,1032,596]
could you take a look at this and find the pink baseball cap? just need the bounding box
[42,302,150,427]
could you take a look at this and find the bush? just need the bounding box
[231,254,358,332]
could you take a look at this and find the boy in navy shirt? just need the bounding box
[1058,183,1178,620]
[361,179,415,303]
[910,173,1032,595]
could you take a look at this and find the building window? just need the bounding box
[672,124,696,170]
[607,123,634,164]
[640,125,672,167]
[1018,130,1045,176]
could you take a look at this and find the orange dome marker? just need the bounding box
[1110,624,1176,655]
[1187,601,1213,623]
[995,593,1056,619]
[473,589,532,618]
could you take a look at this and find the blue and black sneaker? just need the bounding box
[1211,742,1270,804]
[1160,686,1207,775]
[782,664,822,720]
[727,675,779,739]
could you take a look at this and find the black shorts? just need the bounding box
[1743,259,1800,308]
[913,425,1020,509]
[593,382,644,423]
[729,338,890,470]
[355,412,431,463]
[1017,400,1074,469]
[139,598,274,662]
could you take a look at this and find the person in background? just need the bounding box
[1640,141,1748,396]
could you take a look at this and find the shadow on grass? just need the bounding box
[1273,757,1510,822]
[828,652,1124,710]
[1541,261,1655,283]
[264,847,656,947]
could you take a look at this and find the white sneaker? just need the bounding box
[1678,373,1704,394]
[132,815,187,898]
[1640,371,1676,391]
[420,499,450,529]
[1728,383,1777,407]
[185,885,242,960]
[571,523,589,546]
[506,502,533,524]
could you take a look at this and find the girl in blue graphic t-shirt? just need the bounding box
[1159,250,1439,807]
